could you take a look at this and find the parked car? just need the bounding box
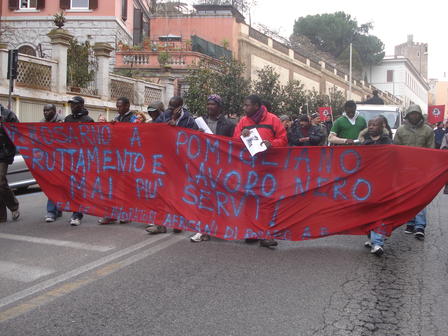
[356,104,402,137]
[7,154,37,191]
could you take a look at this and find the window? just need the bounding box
[387,70,394,82]
[18,45,36,56]
[71,0,88,9]
[20,0,37,9]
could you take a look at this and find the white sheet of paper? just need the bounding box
[194,117,213,134]
[240,128,267,157]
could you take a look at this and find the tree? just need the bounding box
[184,57,250,117]
[215,57,250,116]
[67,39,96,89]
[292,12,384,68]
[252,66,283,114]
[305,89,330,116]
[183,60,217,117]
[282,80,306,117]
[328,87,346,118]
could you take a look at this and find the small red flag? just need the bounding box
[428,105,445,124]
[318,107,332,121]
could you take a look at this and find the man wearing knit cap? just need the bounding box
[190,94,235,243]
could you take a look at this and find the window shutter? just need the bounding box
[89,0,98,10]
[133,8,143,45]
[60,0,70,9]
[37,0,45,9]
[8,0,19,10]
[121,0,128,21]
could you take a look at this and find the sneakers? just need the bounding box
[414,228,425,240]
[12,210,20,221]
[444,186,448,195]
[370,245,384,256]
[190,233,210,243]
[98,217,117,225]
[119,220,130,224]
[146,225,167,234]
[364,241,372,248]
[45,215,56,223]
[259,239,278,248]
[244,238,260,244]
[70,218,81,226]
[404,225,415,234]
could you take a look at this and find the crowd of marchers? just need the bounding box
[1,91,447,257]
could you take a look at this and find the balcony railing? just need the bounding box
[115,51,222,70]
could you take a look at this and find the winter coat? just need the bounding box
[233,106,287,147]
[205,114,235,137]
[393,105,434,148]
[64,108,94,123]
[156,107,198,130]
[114,111,136,123]
[364,95,385,105]
[288,122,325,146]
[40,112,64,123]
[0,104,19,164]
[362,132,392,145]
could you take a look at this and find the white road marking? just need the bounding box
[0,261,55,283]
[0,234,180,310]
[0,233,114,252]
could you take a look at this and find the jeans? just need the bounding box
[370,230,384,246]
[46,199,62,218]
[407,208,427,230]
[0,162,19,221]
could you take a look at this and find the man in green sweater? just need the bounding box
[328,100,367,145]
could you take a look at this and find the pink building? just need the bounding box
[0,0,151,58]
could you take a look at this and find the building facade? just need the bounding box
[395,35,428,80]
[364,56,429,112]
[0,0,151,59]
[428,80,448,117]
[115,4,401,105]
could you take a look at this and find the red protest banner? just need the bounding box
[428,105,445,124]
[4,123,448,241]
[318,107,332,121]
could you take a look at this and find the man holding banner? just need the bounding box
[328,101,367,145]
[394,105,434,240]
[233,94,287,248]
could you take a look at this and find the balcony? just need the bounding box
[115,50,222,71]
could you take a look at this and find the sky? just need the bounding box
[248,0,447,80]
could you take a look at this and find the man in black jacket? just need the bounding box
[288,115,325,146]
[0,104,20,223]
[190,94,235,243]
[363,90,384,105]
[114,97,135,122]
[155,96,198,130]
[362,117,391,256]
[65,96,94,226]
[203,94,235,137]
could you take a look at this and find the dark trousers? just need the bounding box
[0,162,19,221]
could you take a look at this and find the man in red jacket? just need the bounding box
[233,95,287,248]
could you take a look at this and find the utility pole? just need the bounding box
[348,43,352,100]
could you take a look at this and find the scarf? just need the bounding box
[250,105,267,124]
[343,111,360,126]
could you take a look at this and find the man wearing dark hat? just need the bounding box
[288,115,325,146]
[65,96,94,226]
[65,96,94,123]
[147,101,165,122]
[310,113,328,146]
[190,94,235,243]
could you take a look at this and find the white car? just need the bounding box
[7,154,37,191]
[357,104,402,137]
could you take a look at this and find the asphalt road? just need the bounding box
[0,190,447,336]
